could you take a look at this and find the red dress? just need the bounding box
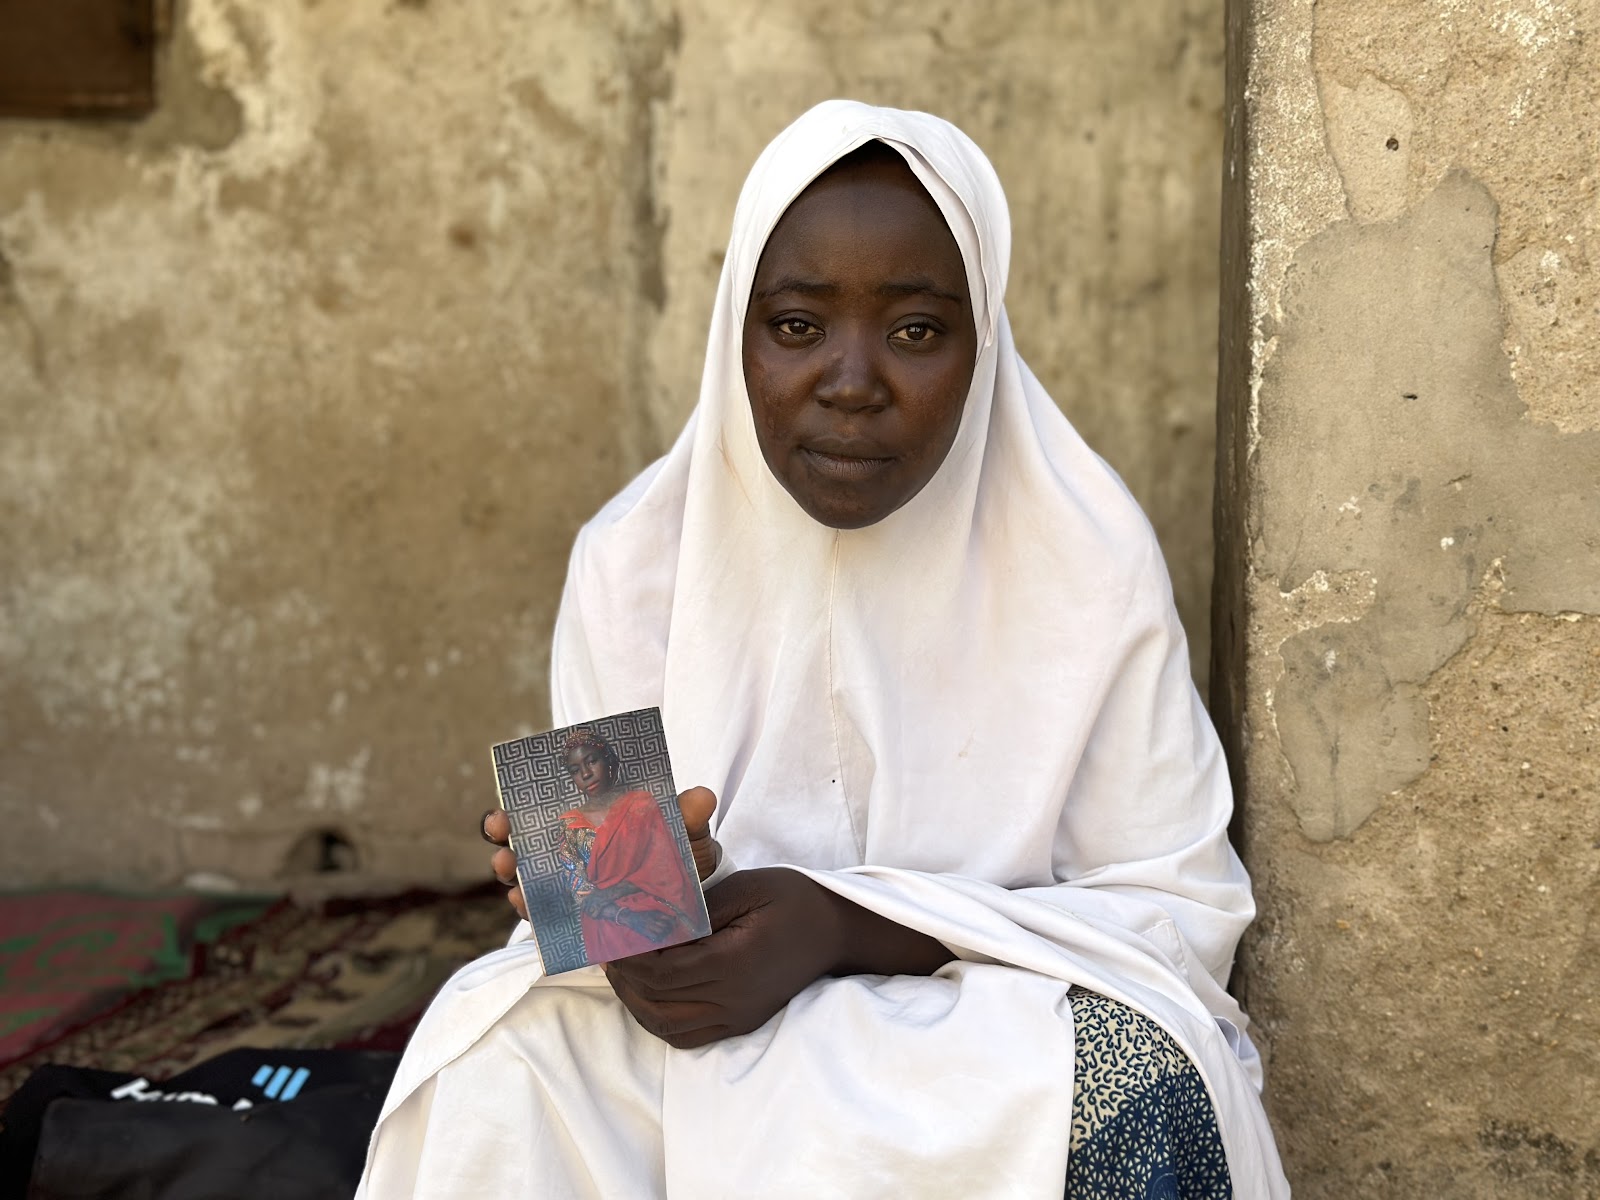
[559,790,703,962]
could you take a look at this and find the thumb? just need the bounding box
[676,786,720,881]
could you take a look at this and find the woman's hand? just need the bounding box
[603,867,955,1049]
[476,812,528,928]
[482,810,529,921]
[481,786,723,922]
[604,868,839,1047]
[677,787,721,880]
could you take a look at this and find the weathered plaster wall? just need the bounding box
[1,1,1227,886]
[1219,0,1600,1193]
[0,1,676,885]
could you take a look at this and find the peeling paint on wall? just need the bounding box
[1258,171,1600,840]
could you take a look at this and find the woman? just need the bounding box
[360,102,1288,1197]
[553,728,704,960]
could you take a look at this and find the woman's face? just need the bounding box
[742,151,978,530]
[564,744,611,797]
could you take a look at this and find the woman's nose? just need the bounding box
[815,334,887,413]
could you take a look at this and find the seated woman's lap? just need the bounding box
[371,981,669,1199]
[380,975,1229,1198]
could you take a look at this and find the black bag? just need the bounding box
[0,1048,398,1199]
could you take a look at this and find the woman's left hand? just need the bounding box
[603,868,843,1049]
[603,867,954,1049]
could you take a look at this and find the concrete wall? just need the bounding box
[1218,0,1600,1194]
[0,1,1227,887]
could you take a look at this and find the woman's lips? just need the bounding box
[800,446,895,481]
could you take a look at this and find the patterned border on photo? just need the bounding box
[490,707,703,974]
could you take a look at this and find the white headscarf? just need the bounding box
[552,99,1249,985]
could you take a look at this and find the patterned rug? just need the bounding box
[0,891,275,1065]
[0,885,510,1110]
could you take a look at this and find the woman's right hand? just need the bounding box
[481,786,723,922]
[482,810,528,921]
[677,787,722,881]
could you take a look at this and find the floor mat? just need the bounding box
[0,892,275,1067]
[0,885,511,1110]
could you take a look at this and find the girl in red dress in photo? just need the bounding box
[553,728,704,962]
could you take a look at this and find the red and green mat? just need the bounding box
[0,885,509,1110]
[0,891,274,1066]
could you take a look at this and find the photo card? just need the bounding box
[490,706,710,975]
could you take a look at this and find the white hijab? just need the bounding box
[553,99,1249,985]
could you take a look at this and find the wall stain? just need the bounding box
[1258,170,1600,841]
[1479,1120,1600,1183]
[0,242,51,383]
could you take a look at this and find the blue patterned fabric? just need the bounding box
[1065,988,1232,1199]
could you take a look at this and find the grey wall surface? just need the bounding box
[0,1,1227,887]
[1217,0,1600,1193]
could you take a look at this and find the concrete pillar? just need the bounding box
[1215,0,1600,1194]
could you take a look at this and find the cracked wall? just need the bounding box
[1,1,1229,886]
[1219,0,1600,1194]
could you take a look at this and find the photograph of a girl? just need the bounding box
[553,727,708,963]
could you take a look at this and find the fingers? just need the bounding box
[491,846,517,886]
[607,877,766,993]
[660,1025,735,1051]
[676,786,721,881]
[631,1001,728,1045]
[482,810,522,919]
[481,809,511,846]
[704,867,775,930]
[608,932,735,994]
[604,965,729,1048]
[677,787,716,837]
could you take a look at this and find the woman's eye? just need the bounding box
[774,318,816,338]
[893,323,937,344]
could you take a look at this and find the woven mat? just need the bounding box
[0,891,274,1065]
[0,885,510,1109]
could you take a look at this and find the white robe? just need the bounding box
[359,100,1289,1198]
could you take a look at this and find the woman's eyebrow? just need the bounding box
[877,278,964,305]
[751,277,837,301]
[751,276,962,304]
